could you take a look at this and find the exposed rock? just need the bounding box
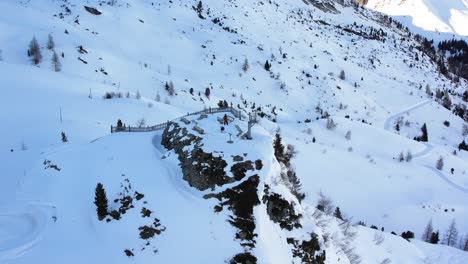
[124,249,134,257]
[262,185,302,231]
[230,252,257,264]
[287,233,326,263]
[84,6,102,15]
[255,159,263,170]
[162,122,234,190]
[230,160,254,181]
[233,155,244,162]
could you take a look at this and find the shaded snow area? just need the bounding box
[0,0,467,263]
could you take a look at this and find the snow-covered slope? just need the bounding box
[366,0,468,39]
[1,0,467,263]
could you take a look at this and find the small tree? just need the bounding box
[51,51,61,72]
[273,132,285,162]
[94,183,108,221]
[463,235,468,251]
[430,231,439,244]
[462,124,468,137]
[136,90,141,99]
[316,191,334,215]
[136,118,146,127]
[61,132,68,142]
[47,34,55,50]
[345,130,351,140]
[242,58,249,72]
[167,81,175,96]
[442,93,452,109]
[436,156,444,170]
[405,151,412,162]
[326,118,336,130]
[422,219,434,242]
[189,87,194,95]
[155,92,161,102]
[29,36,42,65]
[339,70,346,80]
[264,60,271,71]
[398,152,404,162]
[443,219,458,247]
[425,84,432,97]
[334,207,343,220]
[205,87,211,98]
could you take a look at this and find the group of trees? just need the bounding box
[273,132,305,202]
[422,219,467,250]
[414,123,428,142]
[28,34,61,71]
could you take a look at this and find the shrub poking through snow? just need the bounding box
[436,156,444,170]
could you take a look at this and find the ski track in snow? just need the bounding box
[0,202,56,261]
[384,100,468,193]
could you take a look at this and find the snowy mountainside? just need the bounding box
[0,0,467,263]
[365,0,468,39]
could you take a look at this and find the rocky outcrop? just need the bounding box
[162,122,234,191]
[84,6,102,15]
[262,185,302,231]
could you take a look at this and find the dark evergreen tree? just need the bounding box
[61,131,68,143]
[422,219,434,242]
[94,183,109,221]
[29,36,42,65]
[205,87,210,98]
[333,207,343,220]
[459,140,468,152]
[401,231,414,240]
[117,119,123,128]
[430,231,440,244]
[273,132,285,161]
[264,60,271,71]
[415,123,428,142]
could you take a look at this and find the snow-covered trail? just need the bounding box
[383,99,433,131]
[383,99,468,193]
[424,165,468,193]
[0,203,56,262]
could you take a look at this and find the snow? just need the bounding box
[0,0,467,262]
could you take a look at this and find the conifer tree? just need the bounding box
[430,231,439,244]
[29,36,42,65]
[61,132,68,142]
[205,87,211,98]
[242,58,249,72]
[273,132,285,161]
[443,219,458,247]
[334,207,343,220]
[94,183,109,221]
[264,60,271,71]
[422,219,434,242]
[52,51,61,72]
[47,34,55,50]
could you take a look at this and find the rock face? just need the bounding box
[162,122,233,191]
[84,6,102,15]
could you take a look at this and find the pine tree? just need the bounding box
[334,207,343,220]
[430,231,439,244]
[47,34,55,50]
[94,183,109,221]
[29,36,42,65]
[463,235,468,251]
[264,60,271,71]
[345,130,351,140]
[422,219,434,242]
[61,132,68,142]
[339,70,346,80]
[51,51,61,72]
[436,156,444,170]
[205,87,211,98]
[442,93,452,109]
[405,151,412,162]
[242,58,249,72]
[443,219,458,247]
[167,81,175,96]
[273,132,285,161]
[398,152,404,162]
[425,84,431,97]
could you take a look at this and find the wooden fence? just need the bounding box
[111,106,244,133]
